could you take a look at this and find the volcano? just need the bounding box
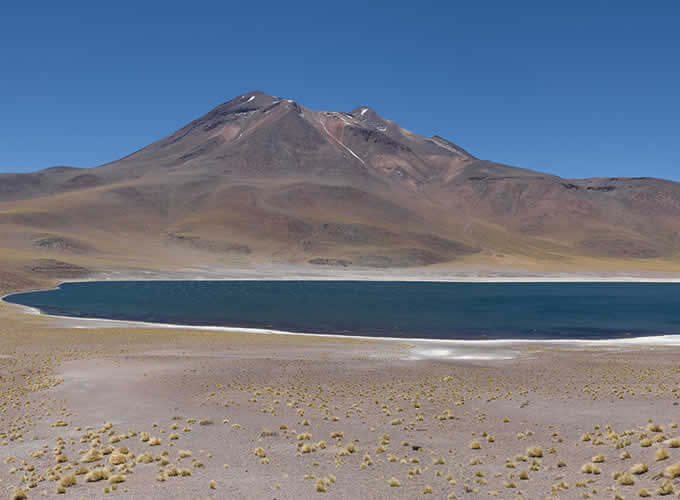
[2,91,679,282]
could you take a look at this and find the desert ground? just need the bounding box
[2,270,680,500]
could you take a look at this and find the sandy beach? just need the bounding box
[2,277,680,499]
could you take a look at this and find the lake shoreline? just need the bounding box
[4,278,680,351]
[2,298,680,498]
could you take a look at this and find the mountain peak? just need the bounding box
[2,92,679,271]
[350,106,378,120]
[222,91,274,108]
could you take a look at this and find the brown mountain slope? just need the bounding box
[1,90,680,281]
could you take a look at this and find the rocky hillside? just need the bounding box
[1,91,679,277]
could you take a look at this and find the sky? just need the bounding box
[1,1,679,180]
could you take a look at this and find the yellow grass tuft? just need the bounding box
[656,447,670,461]
[388,477,401,487]
[85,467,110,482]
[80,448,103,463]
[581,463,601,474]
[10,488,28,500]
[591,454,605,463]
[664,462,680,478]
[58,473,77,488]
[210,480,216,489]
[469,441,481,450]
[109,452,126,465]
[630,463,648,475]
[423,485,433,494]
[657,479,674,495]
[646,423,664,433]
[136,452,154,464]
[315,479,327,492]
[109,474,126,484]
[638,488,651,497]
[618,472,635,485]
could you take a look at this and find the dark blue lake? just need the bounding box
[5,281,680,340]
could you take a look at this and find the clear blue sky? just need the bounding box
[1,1,679,180]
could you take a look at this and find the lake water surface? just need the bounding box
[5,281,680,340]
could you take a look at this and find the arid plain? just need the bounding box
[3,267,680,499]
